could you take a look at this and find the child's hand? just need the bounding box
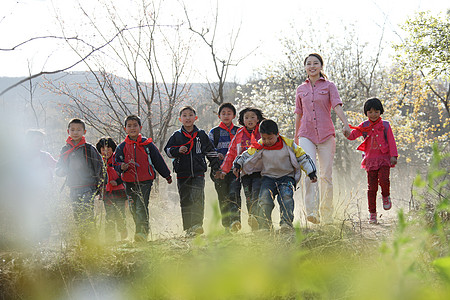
[179,146,188,154]
[218,153,224,160]
[308,171,317,183]
[121,163,129,171]
[390,156,397,166]
[214,170,223,179]
[343,126,351,138]
[166,176,173,184]
[232,167,240,178]
[217,171,227,180]
[109,180,118,186]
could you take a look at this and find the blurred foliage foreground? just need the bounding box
[0,145,449,300]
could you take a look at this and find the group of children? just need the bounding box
[55,98,397,242]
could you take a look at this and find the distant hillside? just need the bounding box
[0,71,239,152]
[0,71,213,105]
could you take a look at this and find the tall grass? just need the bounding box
[0,144,449,299]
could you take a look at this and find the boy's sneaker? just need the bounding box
[382,196,392,210]
[307,214,320,224]
[185,225,204,237]
[369,213,377,224]
[134,232,147,242]
[230,221,242,233]
[248,216,259,231]
[279,223,294,234]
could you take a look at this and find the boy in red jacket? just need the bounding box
[115,115,172,242]
[96,137,128,242]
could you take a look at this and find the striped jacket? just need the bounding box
[234,135,316,184]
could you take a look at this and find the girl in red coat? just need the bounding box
[219,107,264,231]
[96,137,128,242]
[347,98,398,224]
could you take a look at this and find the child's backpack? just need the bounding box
[212,127,221,148]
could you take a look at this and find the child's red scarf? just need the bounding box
[349,117,383,152]
[125,134,152,156]
[242,125,259,140]
[349,117,382,133]
[251,136,284,150]
[172,130,198,154]
[62,136,86,160]
[218,122,235,140]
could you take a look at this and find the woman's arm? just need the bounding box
[294,113,302,144]
[333,104,351,137]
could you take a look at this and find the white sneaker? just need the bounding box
[307,215,320,224]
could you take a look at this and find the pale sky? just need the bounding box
[0,0,448,83]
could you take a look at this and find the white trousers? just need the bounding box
[299,137,336,223]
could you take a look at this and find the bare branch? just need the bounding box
[0,35,82,51]
[0,23,179,97]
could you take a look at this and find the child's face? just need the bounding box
[218,107,235,125]
[100,147,113,160]
[243,111,259,130]
[125,120,142,139]
[67,123,86,142]
[179,109,198,128]
[261,133,279,147]
[367,108,381,122]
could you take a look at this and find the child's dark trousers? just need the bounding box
[125,180,153,235]
[213,172,242,228]
[177,176,205,231]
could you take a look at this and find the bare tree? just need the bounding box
[0,34,128,97]
[45,0,192,150]
[182,0,250,106]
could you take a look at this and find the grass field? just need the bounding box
[0,147,448,299]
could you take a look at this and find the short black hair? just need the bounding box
[68,118,86,130]
[259,119,279,135]
[96,137,117,153]
[179,105,196,116]
[218,102,236,116]
[238,107,264,126]
[363,98,384,116]
[124,115,141,127]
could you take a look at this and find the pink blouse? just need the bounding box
[294,78,343,144]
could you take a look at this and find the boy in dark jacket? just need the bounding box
[164,106,220,237]
[115,115,172,242]
[56,118,103,240]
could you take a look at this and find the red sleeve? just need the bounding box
[220,132,239,173]
[347,129,362,141]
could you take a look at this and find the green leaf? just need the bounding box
[413,174,426,188]
[433,256,450,283]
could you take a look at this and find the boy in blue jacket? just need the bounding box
[208,103,242,232]
[164,106,220,237]
[115,115,172,242]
